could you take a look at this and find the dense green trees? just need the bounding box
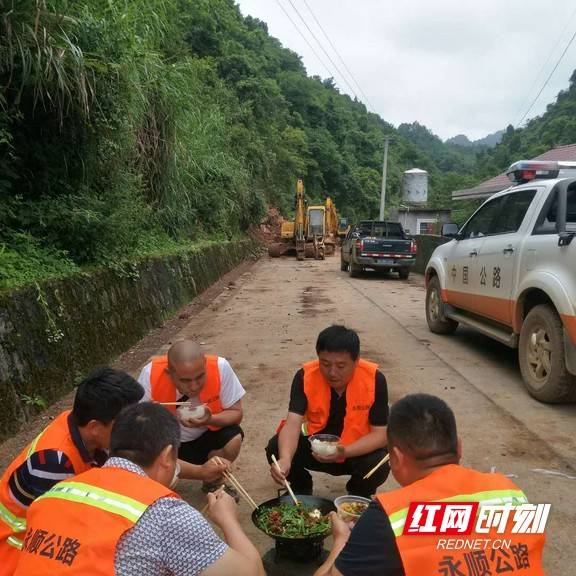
[0,0,444,288]
[2,1,573,290]
[474,70,576,178]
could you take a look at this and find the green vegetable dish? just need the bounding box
[256,504,331,538]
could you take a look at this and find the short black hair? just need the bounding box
[110,402,180,467]
[316,325,360,360]
[387,394,458,460]
[72,367,144,427]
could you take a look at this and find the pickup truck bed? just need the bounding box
[341,220,416,279]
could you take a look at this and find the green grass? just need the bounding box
[0,231,244,293]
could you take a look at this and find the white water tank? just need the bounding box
[403,168,428,204]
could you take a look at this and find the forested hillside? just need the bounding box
[0,0,472,290]
[397,122,478,173]
[475,70,576,178]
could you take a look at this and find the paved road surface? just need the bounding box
[2,255,575,575]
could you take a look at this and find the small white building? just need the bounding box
[390,207,452,236]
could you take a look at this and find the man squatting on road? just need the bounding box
[267,325,390,499]
[14,402,264,576]
[138,340,245,496]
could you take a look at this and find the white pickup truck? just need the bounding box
[425,160,576,402]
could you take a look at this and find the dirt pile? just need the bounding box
[249,206,283,246]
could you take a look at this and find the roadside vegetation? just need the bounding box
[1,1,575,290]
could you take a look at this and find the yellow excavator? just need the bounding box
[268,179,337,260]
[323,196,338,255]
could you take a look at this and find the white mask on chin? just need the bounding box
[170,463,181,489]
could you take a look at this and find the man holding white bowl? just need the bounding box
[138,340,245,495]
[266,325,390,498]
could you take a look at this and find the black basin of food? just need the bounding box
[252,494,336,563]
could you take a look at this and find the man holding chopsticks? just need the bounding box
[14,403,264,576]
[0,367,144,576]
[314,394,546,576]
[138,340,245,496]
[266,325,390,499]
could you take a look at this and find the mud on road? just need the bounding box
[2,255,575,575]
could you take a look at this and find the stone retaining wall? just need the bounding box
[0,240,258,440]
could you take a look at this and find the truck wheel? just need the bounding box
[349,261,361,278]
[519,304,576,403]
[398,267,410,280]
[426,276,458,335]
[340,256,348,271]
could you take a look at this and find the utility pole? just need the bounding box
[379,137,390,220]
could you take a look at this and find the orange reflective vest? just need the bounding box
[149,355,223,431]
[14,466,177,576]
[302,358,378,446]
[0,411,90,576]
[376,464,546,576]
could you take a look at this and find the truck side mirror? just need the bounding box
[442,223,459,238]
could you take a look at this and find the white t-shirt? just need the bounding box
[138,357,245,443]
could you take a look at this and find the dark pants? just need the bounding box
[265,433,390,498]
[179,425,244,465]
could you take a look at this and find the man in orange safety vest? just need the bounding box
[138,340,245,495]
[267,325,390,498]
[14,402,263,576]
[315,394,546,576]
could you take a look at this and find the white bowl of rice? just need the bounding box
[309,434,340,456]
[178,404,206,420]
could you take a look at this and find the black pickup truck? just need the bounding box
[340,220,417,279]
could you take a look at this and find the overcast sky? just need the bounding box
[236,0,576,141]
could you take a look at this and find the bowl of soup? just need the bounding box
[334,495,371,523]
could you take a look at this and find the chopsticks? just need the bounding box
[213,456,258,510]
[201,485,224,514]
[363,452,390,480]
[159,401,192,406]
[271,454,299,506]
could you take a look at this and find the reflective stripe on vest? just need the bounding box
[375,465,545,576]
[14,467,178,576]
[26,430,45,458]
[302,358,378,446]
[386,488,528,537]
[7,535,23,550]
[0,410,89,568]
[0,502,26,533]
[35,482,148,524]
[0,425,51,540]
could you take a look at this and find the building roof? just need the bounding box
[396,207,451,213]
[404,168,428,174]
[452,143,576,200]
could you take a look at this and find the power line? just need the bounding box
[516,26,576,128]
[274,0,334,79]
[514,6,576,127]
[283,0,361,101]
[301,0,375,111]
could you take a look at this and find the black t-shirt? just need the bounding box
[335,501,405,575]
[288,368,389,435]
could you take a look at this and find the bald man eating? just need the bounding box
[138,340,245,494]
